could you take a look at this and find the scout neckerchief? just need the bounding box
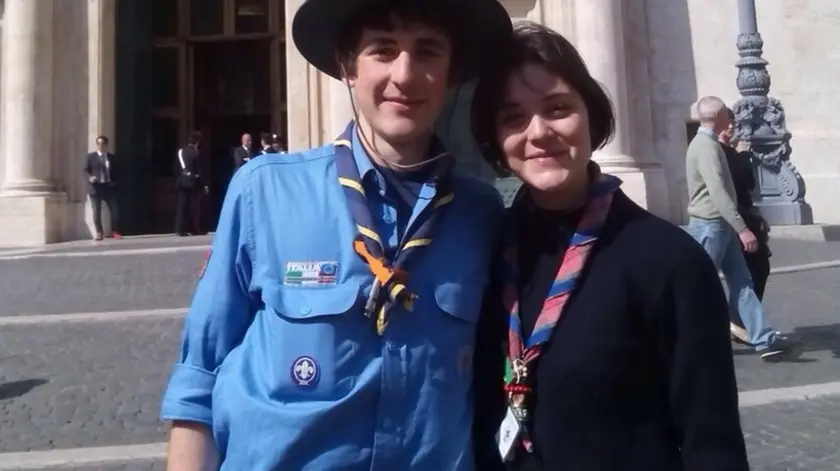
[501,168,622,456]
[334,120,455,335]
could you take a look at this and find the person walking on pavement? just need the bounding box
[685,96,794,361]
[159,1,512,469]
[718,110,772,344]
[83,135,122,241]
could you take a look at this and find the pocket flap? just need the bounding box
[434,281,481,324]
[263,282,361,319]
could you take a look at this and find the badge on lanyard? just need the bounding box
[497,405,523,461]
[497,357,531,460]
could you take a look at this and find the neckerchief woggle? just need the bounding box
[333,121,455,334]
[501,166,621,456]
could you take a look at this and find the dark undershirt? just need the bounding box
[371,161,434,244]
[514,198,585,338]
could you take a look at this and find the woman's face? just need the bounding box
[494,64,592,195]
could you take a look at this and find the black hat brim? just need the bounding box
[291,0,512,82]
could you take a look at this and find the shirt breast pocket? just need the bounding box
[260,281,365,401]
[426,275,484,391]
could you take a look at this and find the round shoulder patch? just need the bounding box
[291,356,320,388]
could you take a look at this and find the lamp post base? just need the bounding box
[756,198,813,226]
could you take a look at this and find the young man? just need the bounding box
[160,1,511,470]
[685,96,793,361]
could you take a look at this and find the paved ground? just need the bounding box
[0,235,838,469]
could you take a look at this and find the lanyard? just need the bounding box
[501,172,621,453]
[333,121,455,334]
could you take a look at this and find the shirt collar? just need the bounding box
[697,126,718,139]
[349,125,450,192]
[351,127,385,192]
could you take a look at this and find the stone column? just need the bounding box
[0,0,55,195]
[0,0,66,246]
[571,0,669,218]
[327,79,355,140]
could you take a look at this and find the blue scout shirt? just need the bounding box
[161,130,503,471]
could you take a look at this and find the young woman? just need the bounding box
[471,22,750,471]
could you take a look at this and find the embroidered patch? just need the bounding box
[291,356,320,388]
[284,261,339,286]
[198,249,212,280]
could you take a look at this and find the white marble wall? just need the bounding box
[646,0,840,223]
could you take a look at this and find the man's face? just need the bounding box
[96,139,107,152]
[719,122,734,144]
[345,20,452,144]
[714,109,732,134]
[242,134,252,147]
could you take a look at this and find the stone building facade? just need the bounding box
[0,0,837,246]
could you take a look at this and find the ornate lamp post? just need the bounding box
[732,0,812,224]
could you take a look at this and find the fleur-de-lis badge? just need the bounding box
[291,356,319,388]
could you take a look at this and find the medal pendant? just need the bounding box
[510,393,529,423]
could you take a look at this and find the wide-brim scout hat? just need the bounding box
[292,0,512,82]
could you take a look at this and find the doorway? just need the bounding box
[192,39,273,230]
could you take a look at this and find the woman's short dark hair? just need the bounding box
[471,22,615,174]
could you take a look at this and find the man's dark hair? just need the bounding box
[260,133,273,146]
[187,132,201,146]
[335,0,464,80]
[471,22,616,174]
[96,135,109,145]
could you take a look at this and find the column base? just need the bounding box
[0,192,68,246]
[756,198,813,226]
[1,178,56,195]
[595,155,671,221]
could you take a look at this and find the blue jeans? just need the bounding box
[686,217,776,350]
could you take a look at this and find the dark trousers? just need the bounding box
[175,188,201,235]
[90,185,119,235]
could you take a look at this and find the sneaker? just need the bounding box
[94,233,104,241]
[730,323,752,346]
[759,334,800,362]
[110,232,123,239]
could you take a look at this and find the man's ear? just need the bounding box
[335,53,357,88]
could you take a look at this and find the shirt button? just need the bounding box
[300,306,312,315]
[383,212,394,224]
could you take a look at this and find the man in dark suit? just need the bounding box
[83,135,121,241]
[257,132,279,155]
[175,133,207,236]
[233,133,253,170]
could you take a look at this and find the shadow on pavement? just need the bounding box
[730,323,840,363]
[0,378,48,400]
[791,323,840,358]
